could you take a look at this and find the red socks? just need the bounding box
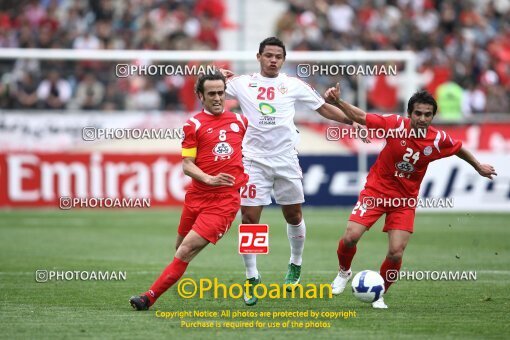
[337,239,357,271]
[380,256,402,292]
[146,257,189,305]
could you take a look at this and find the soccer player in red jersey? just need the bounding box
[129,71,249,310]
[324,83,497,308]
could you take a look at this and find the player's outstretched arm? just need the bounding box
[182,157,235,186]
[456,147,497,180]
[316,102,353,125]
[324,83,367,125]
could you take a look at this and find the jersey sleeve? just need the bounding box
[225,76,240,99]
[365,113,404,131]
[181,121,197,158]
[434,130,463,158]
[296,79,325,110]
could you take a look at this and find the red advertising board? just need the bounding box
[0,153,190,208]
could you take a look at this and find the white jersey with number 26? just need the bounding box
[226,72,325,157]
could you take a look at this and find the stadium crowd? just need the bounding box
[0,0,508,117]
[0,0,229,111]
[277,0,510,117]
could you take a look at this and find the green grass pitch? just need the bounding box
[1,208,509,339]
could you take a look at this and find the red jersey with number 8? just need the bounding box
[363,114,462,198]
[182,110,249,193]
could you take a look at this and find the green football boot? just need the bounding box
[284,263,301,291]
[243,275,261,306]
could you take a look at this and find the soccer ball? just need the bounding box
[351,270,385,303]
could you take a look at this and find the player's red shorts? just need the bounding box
[178,190,240,244]
[348,190,416,233]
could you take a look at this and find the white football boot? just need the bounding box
[372,296,388,309]
[331,269,352,295]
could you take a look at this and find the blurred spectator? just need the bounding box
[23,0,46,28]
[73,73,105,110]
[485,85,509,114]
[414,8,439,34]
[13,72,39,109]
[102,83,125,111]
[327,0,354,35]
[73,31,101,49]
[126,78,162,111]
[463,82,486,115]
[436,81,465,121]
[159,76,183,110]
[37,70,72,109]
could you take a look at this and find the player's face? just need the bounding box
[199,80,226,115]
[257,45,285,78]
[408,103,435,131]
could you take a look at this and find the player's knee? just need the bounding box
[282,209,302,225]
[387,249,404,262]
[342,234,360,247]
[241,212,258,224]
[284,214,302,226]
[176,243,195,261]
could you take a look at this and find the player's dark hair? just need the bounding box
[259,37,286,58]
[195,70,226,96]
[407,90,437,115]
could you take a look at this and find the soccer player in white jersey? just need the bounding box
[222,37,361,306]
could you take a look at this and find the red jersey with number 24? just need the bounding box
[182,110,249,193]
[364,114,462,198]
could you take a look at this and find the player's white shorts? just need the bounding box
[241,153,304,206]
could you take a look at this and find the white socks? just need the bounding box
[242,254,259,279]
[287,219,306,266]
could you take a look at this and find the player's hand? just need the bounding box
[324,82,341,104]
[477,164,497,180]
[219,68,235,79]
[206,173,236,186]
[353,122,371,144]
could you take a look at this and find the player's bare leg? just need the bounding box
[281,204,305,290]
[240,205,264,306]
[332,221,367,294]
[373,229,412,309]
[174,230,210,262]
[130,230,209,310]
[175,234,184,250]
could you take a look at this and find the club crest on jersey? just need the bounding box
[423,146,432,156]
[213,141,233,160]
[230,123,240,132]
[401,140,406,146]
[395,161,415,173]
[207,128,213,134]
[278,83,288,94]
